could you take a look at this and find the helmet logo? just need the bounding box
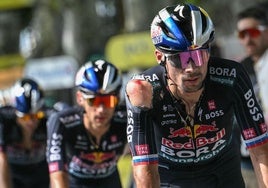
[174,5,185,18]
[189,45,199,50]
[95,60,106,71]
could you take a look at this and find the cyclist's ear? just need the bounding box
[155,50,166,66]
[76,90,84,106]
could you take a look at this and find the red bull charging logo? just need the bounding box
[169,124,219,138]
[80,152,115,163]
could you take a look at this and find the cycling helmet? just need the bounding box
[13,78,44,114]
[151,3,215,53]
[75,59,122,97]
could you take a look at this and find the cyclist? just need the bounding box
[46,59,127,188]
[125,3,268,188]
[236,5,268,188]
[0,78,50,188]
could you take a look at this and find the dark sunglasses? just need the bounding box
[85,95,119,108]
[237,25,267,39]
[166,48,210,69]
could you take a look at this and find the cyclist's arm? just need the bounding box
[49,171,69,188]
[0,151,12,188]
[133,164,160,188]
[248,143,268,188]
[0,119,12,188]
[46,112,68,188]
[126,79,160,188]
[233,63,268,187]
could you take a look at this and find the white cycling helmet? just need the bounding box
[13,78,44,114]
[151,3,215,53]
[75,59,122,97]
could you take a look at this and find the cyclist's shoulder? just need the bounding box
[208,57,246,79]
[47,105,83,128]
[132,65,165,83]
[209,56,241,68]
[0,105,16,120]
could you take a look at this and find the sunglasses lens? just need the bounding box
[238,28,261,39]
[36,111,45,119]
[20,114,31,121]
[19,111,44,121]
[168,49,209,69]
[87,95,118,108]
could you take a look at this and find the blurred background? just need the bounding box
[0,0,267,187]
[0,0,267,106]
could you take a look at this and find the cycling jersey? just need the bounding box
[0,105,49,188]
[46,105,127,187]
[241,56,260,106]
[240,57,258,163]
[126,57,268,188]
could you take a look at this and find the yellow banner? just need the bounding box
[105,31,156,71]
[0,0,34,10]
[0,54,25,69]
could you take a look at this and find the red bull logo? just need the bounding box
[169,124,219,138]
[80,152,115,163]
[194,124,218,138]
[168,127,192,138]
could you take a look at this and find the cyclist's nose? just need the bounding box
[95,104,106,111]
[184,59,196,70]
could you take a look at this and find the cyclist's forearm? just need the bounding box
[249,143,268,188]
[133,164,160,188]
[49,171,69,188]
[0,152,12,188]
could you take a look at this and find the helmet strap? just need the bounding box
[159,56,166,66]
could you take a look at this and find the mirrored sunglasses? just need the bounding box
[237,25,267,39]
[18,111,45,121]
[85,95,118,108]
[166,48,210,69]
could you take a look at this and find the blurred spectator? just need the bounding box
[0,78,50,188]
[236,4,268,188]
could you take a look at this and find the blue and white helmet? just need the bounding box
[151,3,215,53]
[13,78,44,114]
[75,59,122,97]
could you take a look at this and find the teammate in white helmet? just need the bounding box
[46,59,127,188]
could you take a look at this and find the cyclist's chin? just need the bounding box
[182,82,203,93]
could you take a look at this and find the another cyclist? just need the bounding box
[46,59,127,188]
[0,78,50,188]
[125,3,268,188]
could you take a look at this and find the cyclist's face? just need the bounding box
[83,100,115,129]
[237,18,268,59]
[166,57,208,93]
[77,91,116,129]
[17,114,41,133]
